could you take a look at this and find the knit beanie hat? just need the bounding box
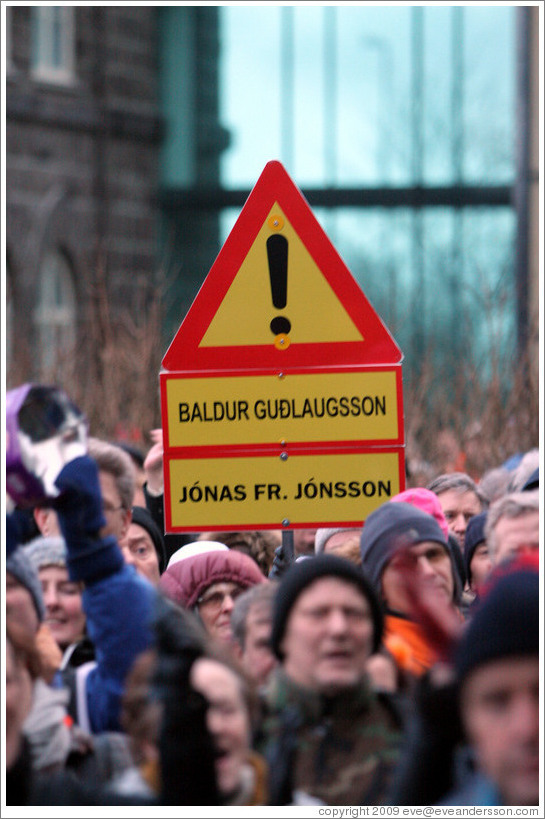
[359,501,448,593]
[25,535,67,571]
[270,553,383,659]
[314,527,360,554]
[390,487,449,539]
[131,505,167,575]
[6,546,45,621]
[454,563,538,683]
[463,511,487,585]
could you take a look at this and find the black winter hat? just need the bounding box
[270,553,383,660]
[131,505,167,575]
[359,501,448,594]
[463,511,487,585]
[454,564,538,683]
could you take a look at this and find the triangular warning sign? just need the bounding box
[162,161,402,371]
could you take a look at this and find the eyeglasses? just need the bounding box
[196,585,244,611]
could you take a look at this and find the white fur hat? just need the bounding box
[166,540,229,569]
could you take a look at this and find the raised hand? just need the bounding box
[144,428,164,495]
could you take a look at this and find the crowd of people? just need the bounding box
[5,418,540,808]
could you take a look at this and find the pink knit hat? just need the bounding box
[390,487,449,539]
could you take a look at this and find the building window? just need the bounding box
[214,5,516,375]
[219,6,514,188]
[31,6,75,85]
[34,250,76,377]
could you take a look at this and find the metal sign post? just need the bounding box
[281,528,295,566]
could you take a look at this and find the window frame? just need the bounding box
[34,249,77,377]
[31,5,76,87]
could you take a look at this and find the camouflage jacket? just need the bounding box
[257,668,403,806]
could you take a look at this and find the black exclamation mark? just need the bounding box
[266,233,291,338]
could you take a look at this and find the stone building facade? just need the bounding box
[5,5,227,386]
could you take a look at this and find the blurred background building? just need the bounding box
[4,5,540,403]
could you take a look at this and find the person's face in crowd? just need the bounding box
[293,529,317,557]
[281,577,374,695]
[120,522,161,586]
[492,511,539,566]
[33,506,61,537]
[191,657,251,798]
[99,470,132,541]
[5,572,40,636]
[460,656,539,806]
[436,489,482,549]
[469,543,492,592]
[196,582,246,644]
[5,639,34,770]
[237,603,277,687]
[39,565,86,650]
[381,540,454,615]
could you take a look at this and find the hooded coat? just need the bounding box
[158,548,266,609]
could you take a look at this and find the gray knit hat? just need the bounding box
[359,501,447,594]
[25,536,67,572]
[314,527,358,554]
[6,546,46,621]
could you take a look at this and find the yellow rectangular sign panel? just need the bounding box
[166,449,403,530]
[164,370,400,448]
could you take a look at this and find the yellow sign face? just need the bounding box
[165,370,400,448]
[200,204,363,347]
[167,449,402,529]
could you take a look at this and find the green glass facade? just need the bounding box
[215,5,516,379]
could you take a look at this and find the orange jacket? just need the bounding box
[383,614,439,678]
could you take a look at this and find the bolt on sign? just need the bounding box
[160,160,405,533]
